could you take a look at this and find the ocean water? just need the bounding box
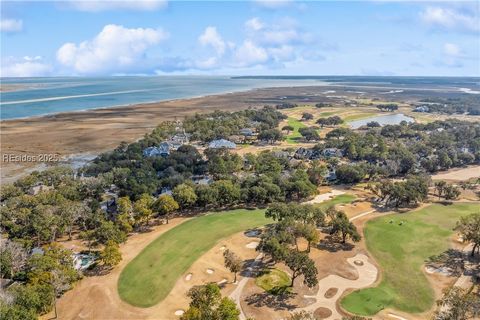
[0,76,321,120]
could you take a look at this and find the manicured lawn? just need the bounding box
[317,194,356,210]
[341,203,479,316]
[118,209,271,307]
[285,117,307,143]
[255,268,292,295]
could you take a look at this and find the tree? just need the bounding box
[223,249,243,283]
[302,112,314,121]
[133,193,153,225]
[284,250,318,288]
[336,164,365,184]
[258,129,283,144]
[443,184,461,201]
[282,125,294,134]
[152,194,179,224]
[0,239,28,279]
[433,287,480,320]
[328,209,361,244]
[100,240,122,268]
[299,127,320,141]
[59,201,90,240]
[435,181,447,199]
[173,183,198,209]
[307,160,328,185]
[181,283,240,320]
[455,213,480,257]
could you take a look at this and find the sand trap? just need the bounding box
[304,190,345,204]
[220,245,226,251]
[218,279,228,285]
[246,241,259,249]
[299,253,378,320]
[324,288,338,299]
[314,307,332,319]
[354,260,364,266]
[388,313,408,320]
[425,266,452,276]
[174,310,185,316]
[206,268,215,274]
[185,273,192,281]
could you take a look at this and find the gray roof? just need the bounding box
[143,142,170,157]
[208,139,237,149]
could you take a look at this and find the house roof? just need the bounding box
[208,139,237,149]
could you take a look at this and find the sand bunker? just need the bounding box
[388,313,408,320]
[425,266,453,276]
[220,245,227,251]
[218,279,228,285]
[314,307,332,319]
[304,190,345,204]
[354,260,364,266]
[174,310,185,316]
[206,268,215,274]
[185,273,192,281]
[324,288,338,299]
[246,241,259,249]
[299,253,378,320]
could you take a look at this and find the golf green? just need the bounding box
[118,209,271,307]
[341,202,479,315]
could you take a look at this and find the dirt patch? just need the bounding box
[324,288,338,299]
[431,165,480,181]
[314,307,332,319]
[246,241,259,249]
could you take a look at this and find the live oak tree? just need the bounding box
[282,125,294,134]
[285,250,318,288]
[433,287,480,320]
[455,213,480,257]
[302,112,314,121]
[101,240,122,268]
[173,183,198,209]
[328,209,361,244]
[152,194,179,224]
[133,194,154,227]
[223,249,243,283]
[181,283,240,320]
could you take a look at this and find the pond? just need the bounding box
[349,113,414,129]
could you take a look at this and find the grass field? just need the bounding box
[341,202,479,316]
[285,117,307,143]
[255,268,292,295]
[118,209,271,307]
[317,194,356,210]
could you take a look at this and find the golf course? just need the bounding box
[118,209,271,307]
[341,202,479,316]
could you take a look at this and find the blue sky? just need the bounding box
[1,0,479,77]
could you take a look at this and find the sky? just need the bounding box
[1,0,479,77]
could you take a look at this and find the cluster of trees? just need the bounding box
[376,104,399,112]
[368,175,430,208]
[184,107,287,142]
[0,243,80,320]
[258,203,360,288]
[434,181,461,201]
[455,213,480,257]
[181,283,240,320]
[433,286,480,320]
[418,96,480,116]
[316,116,343,128]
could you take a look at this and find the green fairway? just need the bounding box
[341,202,479,316]
[285,117,307,143]
[118,209,271,307]
[316,194,356,210]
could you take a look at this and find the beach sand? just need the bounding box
[1,86,338,183]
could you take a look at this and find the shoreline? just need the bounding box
[1,85,334,183]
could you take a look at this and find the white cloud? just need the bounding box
[198,27,226,56]
[56,24,168,74]
[444,43,460,57]
[245,18,264,31]
[1,57,52,77]
[66,0,168,12]
[0,19,23,32]
[233,40,269,67]
[420,6,479,33]
[253,0,293,9]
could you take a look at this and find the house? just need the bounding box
[143,142,171,157]
[324,169,337,181]
[294,147,314,160]
[239,128,255,136]
[322,148,343,158]
[413,105,429,112]
[171,132,190,144]
[208,139,237,149]
[192,175,213,185]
